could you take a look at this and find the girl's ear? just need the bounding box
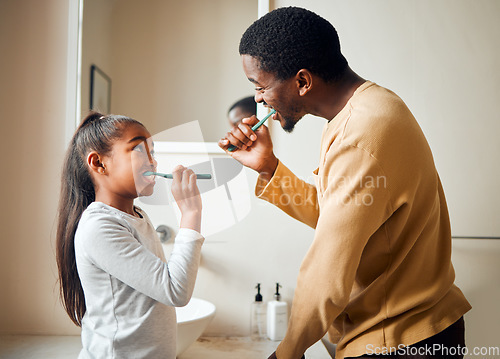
[87,152,106,175]
[295,69,313,96]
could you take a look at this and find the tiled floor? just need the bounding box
[0,335,333,358]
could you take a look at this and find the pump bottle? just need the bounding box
[267,283,288,341]
[251,283,266,340]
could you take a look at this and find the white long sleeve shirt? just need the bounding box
[75,202,204,359]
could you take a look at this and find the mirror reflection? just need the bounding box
[81,0,257,142]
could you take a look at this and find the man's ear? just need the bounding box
[87,151,106,175]
[295,69,313,96]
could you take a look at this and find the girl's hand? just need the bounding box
[171,165,202,232]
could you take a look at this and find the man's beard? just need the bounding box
[282,113,303,133]
[275,101,303,133]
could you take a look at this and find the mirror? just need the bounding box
[81,0,257,142]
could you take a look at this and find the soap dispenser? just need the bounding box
[267,283,288,341]
[251,283,266,340]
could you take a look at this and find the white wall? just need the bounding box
[0,0,79,335]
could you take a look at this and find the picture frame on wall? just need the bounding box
[90,64,111,114]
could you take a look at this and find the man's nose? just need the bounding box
[254,92,264,104]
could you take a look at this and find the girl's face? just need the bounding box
[100,123,157,199]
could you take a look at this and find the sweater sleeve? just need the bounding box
[274,144,393,359]
[255,160,319,228]
[78,215,204,307]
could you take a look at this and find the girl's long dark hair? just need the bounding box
[56,111,143,326]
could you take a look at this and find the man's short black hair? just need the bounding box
[239,6,348,82]
[228,96,257,116]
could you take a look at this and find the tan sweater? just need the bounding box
[256,82,471,359]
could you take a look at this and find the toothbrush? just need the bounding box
[143,171,212,180]
[227,109,276,152]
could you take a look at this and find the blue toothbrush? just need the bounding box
[143,171,212,180]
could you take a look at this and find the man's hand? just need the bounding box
[218,115,278,181]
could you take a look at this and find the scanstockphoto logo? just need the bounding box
[366,343,500,358]
[136,121,251,238]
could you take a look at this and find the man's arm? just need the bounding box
[255,160,319,229]
[219,116,319,228]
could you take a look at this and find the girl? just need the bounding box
[56,112,204,359]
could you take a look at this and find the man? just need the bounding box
[227,96,257,127]
[219,6,471,359]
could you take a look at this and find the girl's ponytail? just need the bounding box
[56,111,143,326]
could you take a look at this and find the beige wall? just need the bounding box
[0,0,79,334]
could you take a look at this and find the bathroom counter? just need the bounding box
[179,336,332,359]
[0,335,333,358]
